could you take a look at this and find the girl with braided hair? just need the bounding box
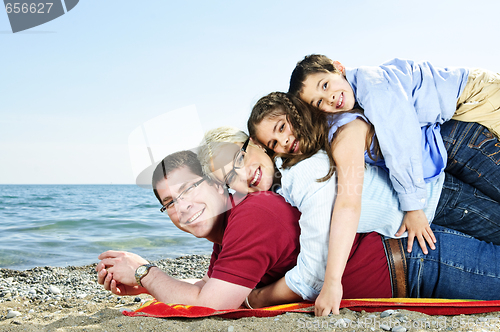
[248,90,500,316]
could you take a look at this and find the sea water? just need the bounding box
[0,185,212,270]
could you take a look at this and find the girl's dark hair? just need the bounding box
[248,92,336,181]
[248,92,381,181]
[289,54,340,97]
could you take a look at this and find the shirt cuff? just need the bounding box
[398,190,427,211]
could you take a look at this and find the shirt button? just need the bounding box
[420,199,425,203]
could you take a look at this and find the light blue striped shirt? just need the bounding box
[277,151,444,300]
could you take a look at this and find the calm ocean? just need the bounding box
[0,185,213,270]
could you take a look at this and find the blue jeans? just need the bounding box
[403,225,500,300]
[432,173,500,244]
[440,119,500,203]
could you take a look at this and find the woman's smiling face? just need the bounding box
[254,114,301,154]
[210,143,275,194]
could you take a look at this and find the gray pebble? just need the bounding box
[7,310,21,319]
[392,326,407,332]
[380,309,395,318]
[380,324,391,331]
[134,297,141,302]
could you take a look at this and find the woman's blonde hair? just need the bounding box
[197,126,259,183]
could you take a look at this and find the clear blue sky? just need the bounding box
[1,0,499,184]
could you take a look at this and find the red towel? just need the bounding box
[123,298,500,318]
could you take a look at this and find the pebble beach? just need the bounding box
[1,255,500,332]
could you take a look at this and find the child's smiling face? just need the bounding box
[300,72,356,113]
[254,114,301,155]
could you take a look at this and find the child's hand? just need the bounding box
[314,280,343,316]
[395,210,436,254]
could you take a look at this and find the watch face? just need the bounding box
[137,266,147,275]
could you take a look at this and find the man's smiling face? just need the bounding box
[156,166,227,242]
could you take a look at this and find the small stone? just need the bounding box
[12,320,22,325]
[380,324,391,331]
[119,308,133,313]
[274,317,279,321]
[367,314,377,319]
[76,293,87,299]
[335,318,348,327]
[49,286,61,295]
[7,310,21,319]
[392,326,407,332]
[380,309,395,318]
[134,297,141,302]
[28,309,34,314]
[228,326,234,332]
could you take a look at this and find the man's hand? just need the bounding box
[96,250,150,295]
[395,210,436,254]
[100,270,146,296]
[314,280,342,316]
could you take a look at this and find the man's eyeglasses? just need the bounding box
[223,138,250,187]
[160,177,206,213]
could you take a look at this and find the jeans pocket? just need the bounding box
[469,126,500,164]
[473,187,498,204]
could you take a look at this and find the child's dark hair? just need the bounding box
[289,54,340,97]
[288,54,381,162]
[248,91,336,182]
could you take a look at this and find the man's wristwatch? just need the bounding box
[135,263,156,287]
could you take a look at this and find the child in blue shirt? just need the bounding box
[289,55,500,242]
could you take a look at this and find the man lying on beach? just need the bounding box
[96,149,301,309]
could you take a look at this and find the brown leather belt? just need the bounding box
[383,238,408,298]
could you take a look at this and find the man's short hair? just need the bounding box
[198,126,258,183]
[152,150,204,204]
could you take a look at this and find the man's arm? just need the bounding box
[97,250,251,309]
[248,277,302,308]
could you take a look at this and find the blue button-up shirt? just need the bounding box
[345,58,468,211]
